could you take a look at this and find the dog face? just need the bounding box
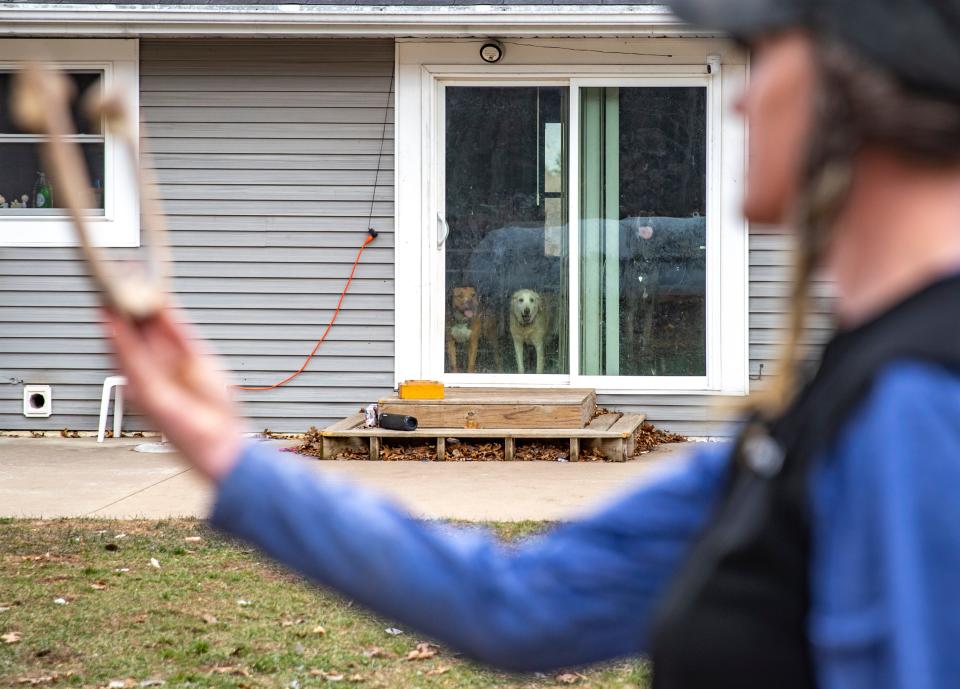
[511,289,542,326]
[451,286,479,319]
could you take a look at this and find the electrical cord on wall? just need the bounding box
[233,72,393,392]
[232,229,378,391]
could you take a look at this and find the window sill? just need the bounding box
[0,215,139,248]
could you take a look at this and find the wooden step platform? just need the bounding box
[379,388,597,430]
[320,411,646,462]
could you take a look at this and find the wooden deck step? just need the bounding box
[378,387,597,430]
[320,412,647,462]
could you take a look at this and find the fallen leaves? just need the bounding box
[2,630,22,643]
[635,421,686,454]
[361,646,396,659]
[308,669,364,683]
[405,642,439,661]
[15,672,74,685]
[312,624,326,636]
[308,669,343,681]
[425,665,451,676]
[201,614,218,625]
[380,443,438,461]
[555,672,588,684]
[442,441,503,462]
[91,581,108,590]
[298,426,324,458]
[15,675,56,686]
[211,665,251,677]
[514,441,569,462]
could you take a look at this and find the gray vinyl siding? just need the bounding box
[0,38,396,433]
[0,38,830,439]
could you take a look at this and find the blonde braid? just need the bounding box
[753,39,859,416]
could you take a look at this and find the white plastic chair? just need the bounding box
[97,375,127,442]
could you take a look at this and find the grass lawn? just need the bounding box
[0,519,651,689]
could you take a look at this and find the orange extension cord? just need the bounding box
[232,229,378,391]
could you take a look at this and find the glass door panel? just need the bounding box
[444,86,568,375]
[580,86,707,377]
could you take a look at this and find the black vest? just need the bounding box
[650,273,960,689]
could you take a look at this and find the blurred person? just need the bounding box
[104,1,960,687]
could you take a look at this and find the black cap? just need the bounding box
[669,0,960,103]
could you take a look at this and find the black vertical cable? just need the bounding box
[367,68,395,235]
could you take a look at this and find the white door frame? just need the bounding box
[395,38,748,396]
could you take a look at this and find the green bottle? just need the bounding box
[33,172,52,209]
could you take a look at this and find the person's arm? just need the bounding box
[99,306,729,671]
[210,442,730,672]
[809,361,960,689]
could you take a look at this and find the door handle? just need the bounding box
[437,213,450,249]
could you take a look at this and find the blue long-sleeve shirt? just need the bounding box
[210,361,960,688]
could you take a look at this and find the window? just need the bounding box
[396,40,747,395]
[0,39,139,246]
[578,85,707,378]
[444,86,569,375]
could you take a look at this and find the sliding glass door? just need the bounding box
[438,78,711,386]
[579,86,707,378]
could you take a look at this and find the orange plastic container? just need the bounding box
[398,380,445,400]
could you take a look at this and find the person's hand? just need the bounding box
[103,306,244,483]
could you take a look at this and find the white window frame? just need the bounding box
[395,39,748,396]
[0,39,140,247]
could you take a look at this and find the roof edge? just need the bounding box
[0,3,700,38]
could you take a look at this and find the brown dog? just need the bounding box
[446,286,499,373]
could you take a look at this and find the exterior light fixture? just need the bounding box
[480,41,504,64]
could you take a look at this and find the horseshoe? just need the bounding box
[11,63,169,321]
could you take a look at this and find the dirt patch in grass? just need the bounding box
[0,519,650,689]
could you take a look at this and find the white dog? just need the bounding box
[510,289,553,374]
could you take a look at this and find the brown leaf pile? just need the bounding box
[381,442,438,461]
[556,671,588,684]
[333,448,368,460]
[580,446,607,462]
[442,441,503,461]
[514,441,569,462]
[405,642,439,661]
[298,426,324,458]
[590,406,612,420]
[635,421,686,453]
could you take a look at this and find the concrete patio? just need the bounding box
[0,436,700,522]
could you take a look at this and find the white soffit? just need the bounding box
[0,4,711,38]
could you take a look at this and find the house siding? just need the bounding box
[0,38,396,433]
[0,38,830,438]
